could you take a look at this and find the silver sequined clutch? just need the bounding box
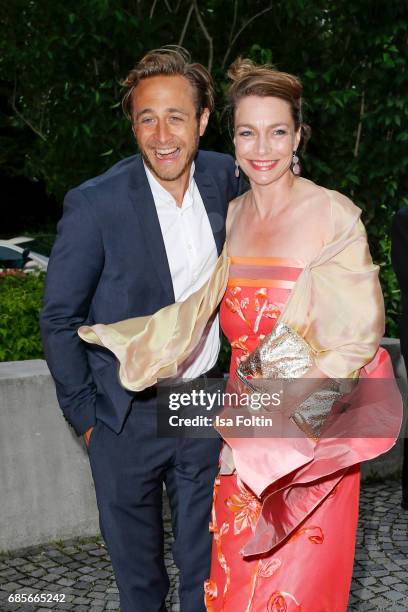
[236,323,341,437]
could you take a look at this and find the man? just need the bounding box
[391,208,408,509]
[40,47,245,612]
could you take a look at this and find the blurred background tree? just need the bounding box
[0,0,407,343]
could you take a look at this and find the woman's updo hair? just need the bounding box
[226,58,311,145]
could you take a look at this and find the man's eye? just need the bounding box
[141,117,155,124]
[170,116,183,122]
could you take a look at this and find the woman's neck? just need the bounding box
[250,171,297,219]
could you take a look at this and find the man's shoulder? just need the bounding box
[70,154,141,198]
[394,206,408,223]
[195,150,234,171]
[195,150,248,200]
[392,206,408,241]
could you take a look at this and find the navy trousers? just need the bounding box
[88,396,221,612]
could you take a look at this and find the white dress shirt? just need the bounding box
[144,162,220,379]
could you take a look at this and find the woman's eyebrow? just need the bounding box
[236,122,290,129]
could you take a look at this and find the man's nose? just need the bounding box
[155,119,171,143]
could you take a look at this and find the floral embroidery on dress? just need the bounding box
[207,477,231,610]
[267,591,301,611]
[204,579,218,612]
[253,289,282,333]
[231,335,250,366]
[258,558,282,577]
[225,286,250,326]
[225,477,262,535]
[246,558,283,612]
[289,525,324,545]
[226,285,283,334]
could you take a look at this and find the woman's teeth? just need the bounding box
[250,160,278,170]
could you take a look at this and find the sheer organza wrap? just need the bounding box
[79,188,384,389]
[78,188,402,556]
[215,191,402,557]
[279,189,385,378]
[78,246,229,391]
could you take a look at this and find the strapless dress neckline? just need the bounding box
[229,255,305,267]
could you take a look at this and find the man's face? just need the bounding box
[131,75,209,185]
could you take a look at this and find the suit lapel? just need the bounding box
[194,155,226,256]
[128,156,175,302]
[127,153,225,302]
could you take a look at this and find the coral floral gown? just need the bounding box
[204,256,363,612]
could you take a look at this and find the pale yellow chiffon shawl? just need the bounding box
[78,188,384,389]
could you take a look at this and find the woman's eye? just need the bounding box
[273,129,287,136]
[238,130,252,137]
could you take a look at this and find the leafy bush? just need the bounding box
[376,235,400,339]
[0,272,45,361]
[0,1,406,344]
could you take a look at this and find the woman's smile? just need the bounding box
[248,159,279,171]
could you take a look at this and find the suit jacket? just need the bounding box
[391,206,408,366]
[40,151,246,435]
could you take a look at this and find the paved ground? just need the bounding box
[0,481,407,611]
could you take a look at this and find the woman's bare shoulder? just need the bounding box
[296,178,364,248]
[298,178,361,222]
[297,177,329,205]
[226,192,248,236]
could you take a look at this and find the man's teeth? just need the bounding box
[156,148,179,158]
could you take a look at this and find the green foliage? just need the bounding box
[1,0,407,338]
[377,235,400,338]
[0,273,45,361]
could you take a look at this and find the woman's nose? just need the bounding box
[254,133,271,156]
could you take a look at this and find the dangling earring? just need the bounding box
[235,160,240,178]
[292,151,301,175]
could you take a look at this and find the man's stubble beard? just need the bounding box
[139,130,200,183]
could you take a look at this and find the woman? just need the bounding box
[79,60,401,611]
[203,59,401,611]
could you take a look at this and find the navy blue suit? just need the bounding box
[391,207,408,507]
[40,151,245,611]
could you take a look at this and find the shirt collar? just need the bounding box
[143,160,196,207]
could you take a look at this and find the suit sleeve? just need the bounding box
[391,208,408,365]
[392,210,408,313]
[225,154,249,200]
[235,166,249,198]
[40,188,104,435]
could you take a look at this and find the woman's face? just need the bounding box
[234,95,301,187]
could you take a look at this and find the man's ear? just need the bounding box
[199,108,210,136]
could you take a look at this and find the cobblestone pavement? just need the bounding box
[0,482,407,611]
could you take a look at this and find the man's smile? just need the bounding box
[154,146,181,161]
